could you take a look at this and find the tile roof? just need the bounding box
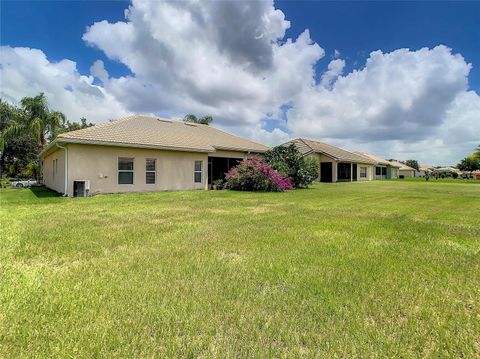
[353,152,401,167]
[52,115,269,154]
[387,160,416,171]
[288,138,376,164]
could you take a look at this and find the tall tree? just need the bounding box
[0,100,37,177]
[405,160,419,171]
[0,94,67,178]
[474,144,480,160]
[457,156,480,177]
[1,93,65,154]
[183,113,213,125]
[51,117,94,139]
[20,93,65,150]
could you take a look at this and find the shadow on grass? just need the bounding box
[29,186,62,198]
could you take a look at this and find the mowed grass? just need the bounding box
[1,181,479,358]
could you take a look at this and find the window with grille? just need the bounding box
[194,160,203,183]
[146,159,156,184]
[360,167,367,178]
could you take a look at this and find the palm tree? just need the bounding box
[1,93,65,155]
[475,144,480,160]
[183,113,213,125]
[20,93,65,150]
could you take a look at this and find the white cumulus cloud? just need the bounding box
[1,0,478,164]
[0,46,129,121]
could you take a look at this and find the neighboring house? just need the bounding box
[417,164,433,177]
[388,160,416,178]
[353,152,401,179]
[285,138,376,182]
[40,115,268,197]
[432,166,461,178]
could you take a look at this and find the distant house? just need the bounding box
[417,164,433,177]
[388,160,416,178]
[353,152,401,179]
[433,166,462,178]
[40,115,268,197]
[285,138,376,182]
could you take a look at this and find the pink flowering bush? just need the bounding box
[225,156,293,192]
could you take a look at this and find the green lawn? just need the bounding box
[1,181,479,358]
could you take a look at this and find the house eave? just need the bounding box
[42,137,216,155]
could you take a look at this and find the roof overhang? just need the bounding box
[40,137,216,158]
[212,145,268,154]
[311,150,376,165]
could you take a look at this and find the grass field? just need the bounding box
[1,181,479,357]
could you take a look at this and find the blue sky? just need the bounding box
[1,1,479,164]
[3,1,479,91]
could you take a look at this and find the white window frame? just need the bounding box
[118,157,134,185]
[360,167,367,178]
[145,158,156,185]
[194,160,203,183]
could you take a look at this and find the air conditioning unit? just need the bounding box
[73,180,90,197]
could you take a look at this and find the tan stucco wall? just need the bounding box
[399,169,415,178]
[313,153,338,182]
[357,164,374,181]
[390,168,399,179]
[66,144,210,196]
[43,147,66,194]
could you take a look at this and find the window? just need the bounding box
[360,167,367,178]
[375,167,381,176]
[118,158,134,184]
[53,159,58,179]
[194,160,203,183]
[146,159,156,184]
[382,167,387,176]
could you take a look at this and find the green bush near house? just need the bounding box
[1,181,479,357]
[264,144,319,188]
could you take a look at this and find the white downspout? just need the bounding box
[56,143,68,197]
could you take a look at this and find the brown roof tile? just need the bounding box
[55,115,269,153]
[288,138,376,164]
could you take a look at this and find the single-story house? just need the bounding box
[353,152,401,179]
[417,164,433,177]
[388,160,416,178]
[432,166,461,178]
[40,115,268,197]
[285,138,376,182]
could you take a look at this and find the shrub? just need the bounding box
[225,156,293,192]
[23,160,40,179]
[263,144,319,188]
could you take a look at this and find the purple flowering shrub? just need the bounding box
[225,156,293,192]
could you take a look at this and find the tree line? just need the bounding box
[457,145,480,176]
[0,93,93,178]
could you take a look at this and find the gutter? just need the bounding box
[51,137,215,153]
[56,143,68,197]
[39,139,58,158]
